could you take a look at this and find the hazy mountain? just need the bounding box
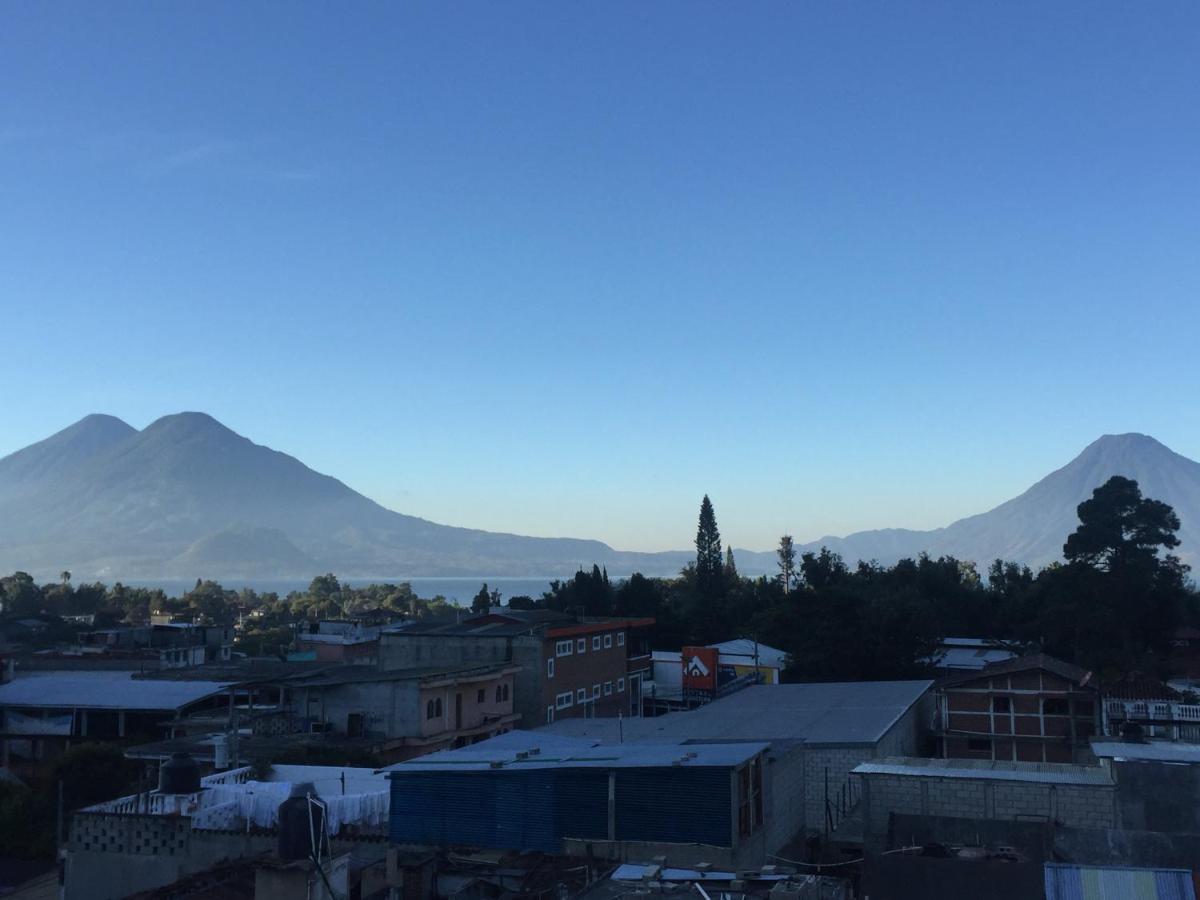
[0,415,1196,581]
[739,433,1200,572]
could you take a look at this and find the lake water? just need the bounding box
[122,576,589,604]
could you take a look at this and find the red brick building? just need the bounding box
[935,654,1099,764]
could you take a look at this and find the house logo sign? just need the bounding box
[684,655,710,678]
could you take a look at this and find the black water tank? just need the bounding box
[158,752,201,794]
[278,783,323,861]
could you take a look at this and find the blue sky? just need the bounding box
[1,3,1198,552]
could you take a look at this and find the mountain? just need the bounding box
[0,416,1196,581]
[749,432,1200,572]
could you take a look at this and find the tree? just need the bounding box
[695,495,723,596]
[471,583,492,615]
[724,545,738,579]
[777,535,796,593]
[1064,476,1181,570]
[60,570,71,585]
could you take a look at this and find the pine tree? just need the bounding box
[777,535,796,593]
[724,545,738,579]
[695,495,723,596]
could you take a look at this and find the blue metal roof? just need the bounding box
[382,729,767,774]
[1044,864,1197,900]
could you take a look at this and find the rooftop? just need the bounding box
[854,756,1114,786]
[542,680,932,747]
[381,729,769,773]
[938,653,1093,689]
[707,639,788,669]
[1090,740,1200,764]
[0,670,233,710]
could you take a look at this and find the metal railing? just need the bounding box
[1104,700,1200,740]
[824,770,861,837]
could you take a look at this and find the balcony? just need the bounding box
[1104,699,1200,742]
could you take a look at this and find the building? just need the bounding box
[62,762,391,900]
[384,730,774,869]
[707,639,787,683]
[542,680,934,848]
[1043,863,1198,900]
[74,623,234,669]
[293,620,381,664]
[926,637,1019,675]
[935,654,1100,764]
[1100,672,1200,742]
[279,663,520,758]
[0,668,234,775]
[378,610,654,728]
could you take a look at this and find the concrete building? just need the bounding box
[279,663,520,758]
[293,619,382,664]
[935,654,1100,764]
[925,637,1019,675]
[384,730,774,869]
[1100,673,1200,743]
[74,623,234,668]
[542,680,934,847]
[378,611,654,729]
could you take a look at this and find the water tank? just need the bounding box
[277,783,323,861]
[212,734,229,770]
[158,752,201,794]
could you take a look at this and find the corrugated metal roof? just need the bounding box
[0,671,233,710]
[1044,863,1197,900]
[707,639,788,669]
[541,680,932,746]
[932,647,1018,671]
[1091,741,1200,765]
[854,756,1115,786]
[382,729,768,773]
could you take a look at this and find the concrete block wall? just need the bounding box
[860,773,1116,845]
[765,743,807,854]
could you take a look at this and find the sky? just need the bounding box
[1,2,1199,553]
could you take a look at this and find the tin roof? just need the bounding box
[1044,863,1197,900]
[1090,741,1200,764]
[382,729,768,773]
[854,756,1115,786]
[938,653,1093,689]
[542,679,932,747]
[0,671,233,710]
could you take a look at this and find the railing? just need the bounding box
[1104,700,1200,740]
[81,767,254,814]
[825,771,861,837]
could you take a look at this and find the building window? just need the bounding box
[503,683,509,701]
[478,689,486,703]
[426,700,436,720]
[593,636,601,651]
[617,632,625,646]
[967,738,992,753]
[494,686,501,703]
[546,706,555,724]
[604,681,613,695]
[593,683,601,698]
[575,688,586,703]
[577,638,586,654]
[617,677,625,693]
[427,697,443,720]
[1043,698,1070,716]
[604,634,613,648]
[992,696,1011,713]
[556,692,573,710]
[556,640,573,657]
[547,658,555,678]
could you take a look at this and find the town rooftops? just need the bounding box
[278,662,519,689]
[927,637,1019,672]
[1090,740,1200,764]
[543,680,932,747]
[0,670,233,710]
[937,653,1094,689]
[854,756,1115,786]
[380,729,769,773]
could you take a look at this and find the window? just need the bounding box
[478,689,486,703]
[592,636,601,651]
[577,638,586,653]
[494,686,501,703]
[738,758,763,837]
[426,700,436,720]
[546,706,555,724]
[556,692,573,710]
[1043,698,1070,716]
[992,696,1011,713]
[555,640,573,657]
[967,738,992,753]
[593,683,601,698]
[617,632,625,646]
[617,677,625,692]
[575,687,586,703]
[604,681,613,695]
[604,634,612,648]
[547,657,555,678]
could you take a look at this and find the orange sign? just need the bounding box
[682,646,719,692]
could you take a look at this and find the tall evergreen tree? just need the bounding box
[724,545,738,579]
[777,534,796,593]
[695,495,723,595]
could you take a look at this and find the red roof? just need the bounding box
[545,618,655,638]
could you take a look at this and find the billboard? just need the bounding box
[682,645,719,693]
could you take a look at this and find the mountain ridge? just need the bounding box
[0,417,1196,580]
